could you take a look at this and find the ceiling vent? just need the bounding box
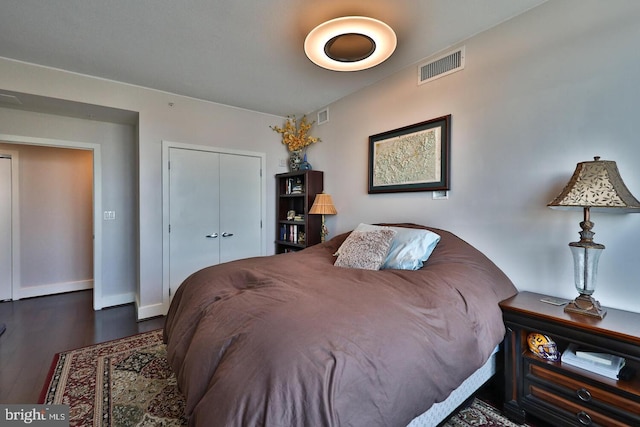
[418,46,465,85]
[317,108,329,125]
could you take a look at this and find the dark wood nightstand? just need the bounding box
[500,291,640,426]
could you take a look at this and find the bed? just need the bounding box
[164,223,517,426]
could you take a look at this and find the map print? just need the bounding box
[373,127,441,187]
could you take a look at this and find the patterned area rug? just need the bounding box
[40,329,186,426]
[41,329,525,427]
[444,399,528,427]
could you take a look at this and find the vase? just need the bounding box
[299,153,312,170]
[289,150,303,171]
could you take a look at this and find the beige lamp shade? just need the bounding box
[548,157,640,212]
[547,156,640,319]
[309,193,337,215]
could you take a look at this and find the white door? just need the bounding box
[0,156,12,300]
[219,153,262,263]
[168,148,262,295]
[169,148,221,293]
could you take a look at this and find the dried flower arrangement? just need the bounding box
[270,115,321,152]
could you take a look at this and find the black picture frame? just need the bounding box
[368,115,450,194]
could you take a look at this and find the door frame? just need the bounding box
[0,150,19,301]
[161,140,266,313]
[0,134,103,310]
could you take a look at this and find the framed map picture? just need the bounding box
[368,115,450,194]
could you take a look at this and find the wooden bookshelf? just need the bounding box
[275,170,323,254]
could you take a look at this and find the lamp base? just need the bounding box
[564,294,606,319]
[320,214,328,243]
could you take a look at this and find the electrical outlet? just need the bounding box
[103,210,116,220]
[432,191,449,200]
[279,158,287,168]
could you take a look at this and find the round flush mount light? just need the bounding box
[304,16,397,72]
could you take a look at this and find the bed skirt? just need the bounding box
[407,346,500,426]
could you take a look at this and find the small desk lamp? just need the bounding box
[548,157,640,319]
[309,193,337,242]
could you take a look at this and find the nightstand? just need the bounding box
[500,291,640,426]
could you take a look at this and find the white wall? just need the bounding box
[308,0,640,313]
[0,62,288,318]
[2,0,639,316]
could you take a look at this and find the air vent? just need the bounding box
[317,108,329,125]
[418,46,465,85]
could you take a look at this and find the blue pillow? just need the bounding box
[336,223,440,270]
[383,226,440,270]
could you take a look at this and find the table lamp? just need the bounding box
[309,193,337,242]
[548,156,640,319]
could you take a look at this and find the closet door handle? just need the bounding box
[205,233,218,238]
[222,232,234,237]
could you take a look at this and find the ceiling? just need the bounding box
[0,0,547,118]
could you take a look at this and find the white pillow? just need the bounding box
[336,223,440,270]
[333,228,396,270]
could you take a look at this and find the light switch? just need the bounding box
[432,191,449,200]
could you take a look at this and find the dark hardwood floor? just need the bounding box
[0,290,165,404]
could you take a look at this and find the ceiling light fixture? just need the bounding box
[304,16,397,72]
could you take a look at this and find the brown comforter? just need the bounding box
[164,224,517,427]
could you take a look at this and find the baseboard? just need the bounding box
[100,292,135,308]
[136,300,168,321]
[15,280,93,300]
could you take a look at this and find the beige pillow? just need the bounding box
[335,223,441,270]
[334,228,396,270]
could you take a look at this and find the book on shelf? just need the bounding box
[286,177,303,194]
[280,224,301,243]
[561,343,625,380]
